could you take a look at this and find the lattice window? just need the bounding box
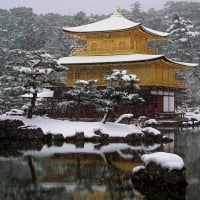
[91,43,97,51]
[119,41,126,50]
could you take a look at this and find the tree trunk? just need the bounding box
[101,111,110,124]
[75,107,80,121]
[27,92,37,119]
[27,155,37,185]
[75,95,81,121]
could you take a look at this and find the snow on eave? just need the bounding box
[58,54,164,65]
[62,13,141,33]
[172,60,199,67]
[163,57,199,67]
[141,26,169,38]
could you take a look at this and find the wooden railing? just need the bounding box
[73,45,159,56]
[75,79,186,89]
[139,80,186,89]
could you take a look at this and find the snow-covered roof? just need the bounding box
[172,60,199,67]
[59,54,163,65]
[141,26,169,37]
[58,54,198,67]
[63,12,169,37]
[21,89,54,98]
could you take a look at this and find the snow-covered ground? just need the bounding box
[184,111,200,121]
[182,111,200,126]
[0,114,161,138]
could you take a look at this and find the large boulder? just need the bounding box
[0,119,24,138]
[16,125,45,140]
[0,119,45,140]
[142,127,162,143]
[132,152,187,187]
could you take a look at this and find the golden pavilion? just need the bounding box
[58,10,197,117]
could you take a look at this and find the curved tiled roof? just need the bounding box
[63,12,169,37]
[58,54,198,67]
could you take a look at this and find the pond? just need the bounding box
[0,127,200,200]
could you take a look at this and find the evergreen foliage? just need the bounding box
[0,1,200,110]
[97,69,143,123]
[64,79,98,120]
[0,49,65,118]
[67,69,143,123]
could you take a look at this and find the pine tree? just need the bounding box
[65,79,98,120]
[166,12,199,62]
[65,69,143,123]
[0,68,25,113]
[95,69,144,123]
[165,12,200,105]
[0,49,65,118]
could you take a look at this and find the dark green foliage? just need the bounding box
[96,69,143,123]
[63,79,98,120]
[66,69,143,123]
[0,49,66,117]
[0,1,200,109]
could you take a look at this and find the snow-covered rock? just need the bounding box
[141,152,184,171]
[144,118,158,127]
[115,113,134,123]
[132,152,187,187]
[142,127,160,136]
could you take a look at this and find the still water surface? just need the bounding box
[0,127,200,200]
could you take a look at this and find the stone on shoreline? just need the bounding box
[132,152,187,187]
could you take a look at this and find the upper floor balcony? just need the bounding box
[73,45,158,56]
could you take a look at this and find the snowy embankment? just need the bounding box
[0,115,161,138]
[183,112,200,125]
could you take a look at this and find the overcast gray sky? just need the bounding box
[1,0,200,15]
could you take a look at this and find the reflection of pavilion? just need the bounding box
[26,142,162,200]
[174,129,200,200]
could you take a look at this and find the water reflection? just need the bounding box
[0,142,162,200]
[26,143,163,200]
[175,128,200,200]
[0,128,199,200]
